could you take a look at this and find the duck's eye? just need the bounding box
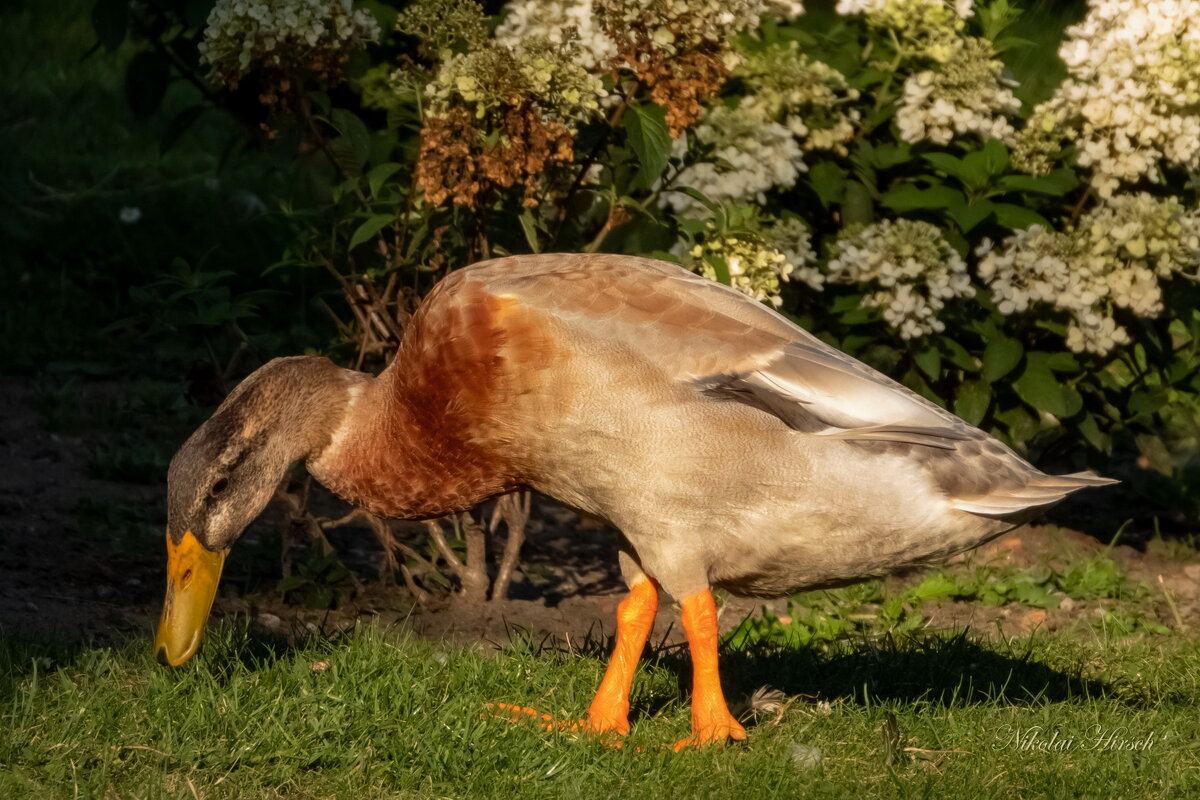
[211,478,229,496]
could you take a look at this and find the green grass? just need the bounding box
[3,623,1198,799]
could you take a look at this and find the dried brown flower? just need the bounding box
[417,104,574,209]
[636,49,728,136]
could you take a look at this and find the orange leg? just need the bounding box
[583,577,659,734]
[673,590,747,750]
[490,578,658,737]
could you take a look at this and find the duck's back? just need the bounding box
[412,254,1112,594]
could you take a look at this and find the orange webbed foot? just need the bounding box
[486,703,630,739]
[672,714,748,751]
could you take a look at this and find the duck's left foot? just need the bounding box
[672,714,748,751]
[486,703,629,737]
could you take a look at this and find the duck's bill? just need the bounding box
[154,529,226,666]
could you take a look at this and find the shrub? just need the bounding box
[100,0,1200,511]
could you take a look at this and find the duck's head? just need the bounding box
[154,356,353,666]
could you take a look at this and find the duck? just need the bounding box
[155,252,1115,749]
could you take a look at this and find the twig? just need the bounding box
[423,519,465,576]
[490,491,531,601]
[460,512,489,602]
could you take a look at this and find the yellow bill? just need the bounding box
[154,530,226,666]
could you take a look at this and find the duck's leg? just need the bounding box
[489,576,658,736]
[673,589,747,750]
[582,576,658,733]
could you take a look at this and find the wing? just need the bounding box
[465,253,970,448]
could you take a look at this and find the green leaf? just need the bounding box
[959,150,994,189]
[125,51,172,119]
[841,181,875,225]
[326,136,363,177]
[1077,412,1110,452]
[1014,354,1076,417]
[938,336,979,371]
[92,0,127,51]
[955,379,992,425]
[331,109,372,168]
[808,161,847,208]
[623,104,672,186]
[993,36,1036,52]
[672,186,721,216]
[881,184,960,211]
[921,153,970,181]
[991,202,1050,230]
[1044,352,1080,372]
[519,208,542,254]
[947,198,993,233]
[995,404,1040,443]
[366,162,402,198]
[980,138,1010,176]
[982,335,1023,381]
[870,142,912,169]
[997,174,1071,196]
[910,573,958,601]
[914,346,941,379]
[708,256,731,286]
[1129,389,1167,415]
[161,105,204,153]
[277,575,307,593]
[348,213,395,251]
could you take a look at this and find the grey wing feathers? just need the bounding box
[701,342,973,449]
[950,471,1118,518]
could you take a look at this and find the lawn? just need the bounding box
[3,621,1199,799]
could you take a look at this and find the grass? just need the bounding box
[3,622,1199,799]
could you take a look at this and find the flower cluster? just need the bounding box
[426,39,605,124]
[979,193,1200,354]
[826,219,973,339]
[667,108,805,213]
[1013,0,1200,197]
[198,0,380,95]
[736,44,861,154]
[835,0,972,63]
[667,45,858,213]
[595,0,766,133]
[415,36,605,208]
[690,217,818,306]
[896,37,1020,145]
[494,0,617,72]
[394,0,489,58]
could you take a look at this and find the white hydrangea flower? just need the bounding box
[769,216,824,291]
[896,38,1020,145]
[199,0,379,89]
[826,219,973,339]
[666,45,858,213]
[978,192,1200,354]
[1014,0,1200,197]
[666,107,806,214]
[494,0,618,72]
[691,221,817,306]
[835,0,972,62]
[762,0,806,19]
[495,0,802,71]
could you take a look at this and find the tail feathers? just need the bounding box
[951,470,1118,520]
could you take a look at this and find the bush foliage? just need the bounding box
[98,0,1200,488]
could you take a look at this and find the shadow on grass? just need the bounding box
[629,630,1116,723]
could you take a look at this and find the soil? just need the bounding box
[2,374,1199,657]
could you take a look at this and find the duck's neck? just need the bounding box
[306,362,518,520]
